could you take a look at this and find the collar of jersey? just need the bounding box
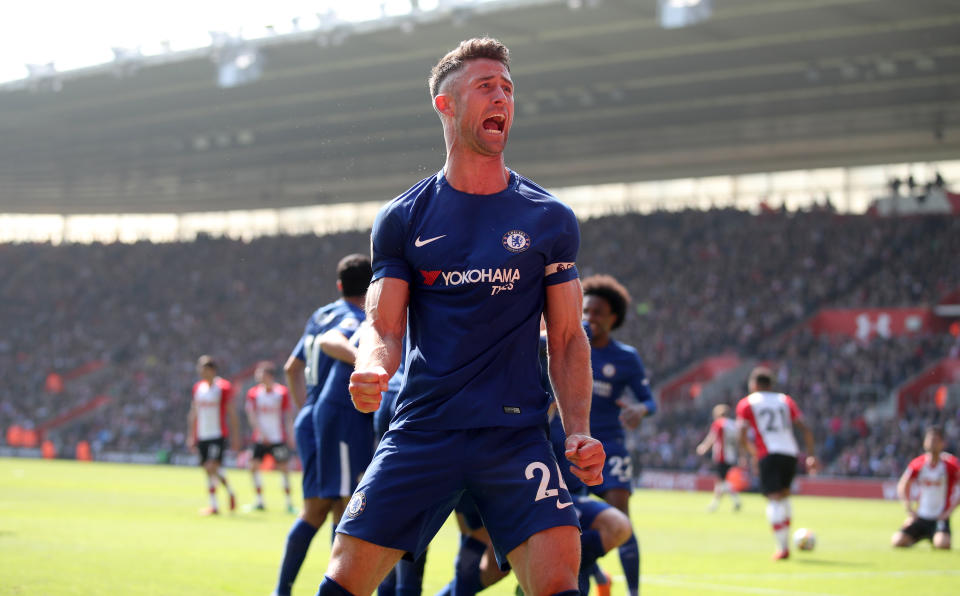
[436,168,518,197]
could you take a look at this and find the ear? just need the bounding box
[434,93,454,117]
[337,279,343,292]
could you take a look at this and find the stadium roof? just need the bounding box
[1,0,959,214]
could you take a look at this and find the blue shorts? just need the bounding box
[314,401,375,499]
[455,491,484,532]
[337,425,579,569]
[295,405,320,498]
[574,495,611,530]
[588,438,633,497]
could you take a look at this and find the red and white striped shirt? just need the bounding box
[246,383,291,444]
[193,377,233,441]
[907,453,960,520]
[735,391,802,459]
[710,417,739,465]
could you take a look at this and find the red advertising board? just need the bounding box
[638,470,899,500]
[807,308,948,340]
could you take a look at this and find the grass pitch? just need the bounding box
[1,458,958,595]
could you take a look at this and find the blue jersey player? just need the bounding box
[320,38,605,596]
[273,254,372,596]
[581,274,657,596]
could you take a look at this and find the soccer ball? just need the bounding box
[793,528,816,551]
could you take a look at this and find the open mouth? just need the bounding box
[482,114,506,134]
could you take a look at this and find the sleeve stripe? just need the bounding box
[544,262,575,276]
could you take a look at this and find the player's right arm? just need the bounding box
[244,389,260,439]
[696,425,718,456]
[187,400,197,450]
[349,277,408,413]
[898,463,918,517]
[545,278,604,486]
[735,400,757,460]
[284,353,307,410]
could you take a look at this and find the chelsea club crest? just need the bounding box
[345,491,366,518]
[502,230,531,253]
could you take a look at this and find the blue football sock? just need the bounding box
[578,529,605,595]
[317,576,353,596]
[275,519,318,596]
[619,533,640,596]
[591,562,609,584]
[378,568,396,596]
[580,529,605,570]
[452,535,487,596]
[396,551,427,596]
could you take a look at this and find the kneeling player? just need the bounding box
[246,361,294,512]
[891,426,959,550]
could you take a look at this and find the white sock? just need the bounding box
[218,471,234,496]
[207,477,218,509]
[252,470,263,505]
[767,500,789,550]
[729,482,741,506]
[282,474,292,506]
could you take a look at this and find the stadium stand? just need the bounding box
[1,209,957,475]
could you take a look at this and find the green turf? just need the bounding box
[0,458,957,595]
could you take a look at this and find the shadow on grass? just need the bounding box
[794,557,872,567]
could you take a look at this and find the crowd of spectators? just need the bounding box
[635,331,960,478]
[0,209,956,479]
[0,232,367,455]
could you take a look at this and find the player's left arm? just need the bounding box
[545,278,604,486]
[939,460,960,521]
[224,384,241,452]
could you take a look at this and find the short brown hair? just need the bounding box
[255,360,276,378]
[582,274,632,330]
[749,366,773,390]
[197,354,217,371]
[337,253,372,297]
[428,37,510,98]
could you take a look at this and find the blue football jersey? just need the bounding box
[317,315,369,409]
[371,170,580,430]
[589,339,656,440]
[290,299,364,407]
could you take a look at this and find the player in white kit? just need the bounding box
[187,355,241,515]
[891,426,959,550]
[696,404,742,512]
[736,367,817,559]
[246,361,295,512]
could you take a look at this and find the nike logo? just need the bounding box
[414,234,446,247]
[556,500,573,509]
